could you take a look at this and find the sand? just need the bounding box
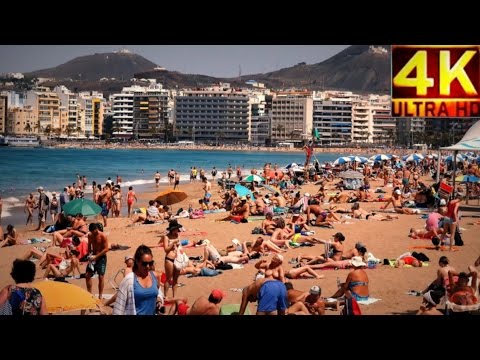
[1,176,479,315]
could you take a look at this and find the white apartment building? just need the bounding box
[271,91,313,145]
[351,95,393,143]
[175,85,251,144]
[313,91,354,146]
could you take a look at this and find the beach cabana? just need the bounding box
[441,120,480,198]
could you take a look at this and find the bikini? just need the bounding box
[349,281,369,301]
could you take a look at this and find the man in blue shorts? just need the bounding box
[239,278,288,315]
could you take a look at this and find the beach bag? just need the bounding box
[174,245,189,270]
[342,297,362,315]
[0,286,12,315]
[43,194,50,207]
[454,227,464,246]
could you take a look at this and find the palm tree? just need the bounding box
[274,124,285,141]
[215,130,225,146]
[111,122,122,138]
[76,126,82,137]
[66,124,76,137]
[44,125,52,138]
[24,123,32,134]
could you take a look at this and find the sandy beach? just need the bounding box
[1,175,479,315]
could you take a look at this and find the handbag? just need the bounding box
[0,286,13,315]
[173,245,189,270]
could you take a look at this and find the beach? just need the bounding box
[1,172,479,315]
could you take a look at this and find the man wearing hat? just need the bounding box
[35,186,49,231]
[188,289,225,315]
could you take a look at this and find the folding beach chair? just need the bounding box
[109,268,125,291]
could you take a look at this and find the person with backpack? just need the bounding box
[49,192,59,223]
[35,187,49,231]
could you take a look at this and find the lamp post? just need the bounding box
[450,121,458,145]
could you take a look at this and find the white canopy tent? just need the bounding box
[441,120,480,198]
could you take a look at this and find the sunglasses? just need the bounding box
[141,260,155,267]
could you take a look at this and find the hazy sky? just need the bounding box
[0,45,349,77]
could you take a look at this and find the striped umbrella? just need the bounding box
[369,154,391,162]
[333,156,353,165]
[403,153,424,162]
[348,155,369,163]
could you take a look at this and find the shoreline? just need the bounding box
[45,141,434,156]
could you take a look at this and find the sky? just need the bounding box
[0,45,350,78]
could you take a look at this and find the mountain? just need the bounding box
[20,45,390,94]
[26,50,157,81]
[236,45,390,93]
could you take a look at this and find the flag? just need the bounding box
[313,128,320,140]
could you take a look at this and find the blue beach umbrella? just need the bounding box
[403,153,424,162]
[234,184,253,198]
[333,156,352,165]
[348,156,369,164]
[455,174,480,183]
[369,154,391,162]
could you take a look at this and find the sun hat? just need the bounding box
[394,189,402,195]
[351,256,367,267]
[37,186,44,191]
[309,285,321,295]
[166,220,183,232]
[304,193,310,197]
[231,239,241,246]
[439,199,447,206]
[124,255,134,262]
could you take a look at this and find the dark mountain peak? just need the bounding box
[249,45,391,93]
[27,51,158,81]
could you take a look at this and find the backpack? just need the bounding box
[342,297,362,315]
[454,227,464,246]
[43,194,50,207]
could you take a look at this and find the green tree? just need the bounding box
[24,123,32,134]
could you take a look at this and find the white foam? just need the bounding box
[1,196,21,203]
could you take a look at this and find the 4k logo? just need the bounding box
[392,45,480,117]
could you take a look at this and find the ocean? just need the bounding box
[0,147,348,223]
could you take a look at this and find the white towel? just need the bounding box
[357,297,381,305]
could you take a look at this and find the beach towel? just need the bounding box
[203,209,227,214]
[410,245,459,251]
[247,216,266,222]
[20,237,51,245]
[387,260,429,267]
[220,304,251,315]
[356,297,381,305]
[177,231,208,237]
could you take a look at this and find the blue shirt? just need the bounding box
[133,272,159,315]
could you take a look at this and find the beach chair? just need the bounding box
[109,268,125,291]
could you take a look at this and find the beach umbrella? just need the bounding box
[348,156,369,164]
[243,174,265,183]
[445,154,465,162]
[403,153,424,162]
[285,162,300,169]
[338,170,364,179]
[333,156,352,165]
[62,198,102,217]
[369,154,391,162]
[33,280,100,314]
[155,189,188,206]
[455,174,480,183]
[234,184,253,198]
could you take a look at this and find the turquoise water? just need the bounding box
[0,147,346,197]
[0,147,350,221]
